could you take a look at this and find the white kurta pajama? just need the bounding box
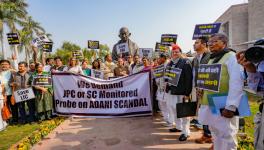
[156,82,170,123]
[165,92,191,136]
[164,58,191,136]
[198,53,243,150]
[155,62,171,124]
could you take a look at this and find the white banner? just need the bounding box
[53,72,152,118]
[14,88,35,103]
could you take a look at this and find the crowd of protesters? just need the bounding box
[0,27,263,150]
[0,49,157,126]
[152,33,264,150]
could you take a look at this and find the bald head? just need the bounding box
[119,27,131,42]
[119,27,129,33]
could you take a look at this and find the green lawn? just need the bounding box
[238,92,261,149]
[245,92,262,138]
[0,123,40,150]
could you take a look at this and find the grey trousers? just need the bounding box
[254,105,264,150]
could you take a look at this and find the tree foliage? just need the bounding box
[0,0,49,61]
[52,41,111,64]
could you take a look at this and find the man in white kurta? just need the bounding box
[198,33,244,150]
[155,54,171,126]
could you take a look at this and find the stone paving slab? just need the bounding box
[32,116,211,150]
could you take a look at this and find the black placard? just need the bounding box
[192,23,221,40]
[7,33,20,45]
[155,42,169,53]
[164,66,182,86]
[161,34,177,46]
[196,64,222,92]
[32,75,52,86]
[153,64,165,78]
[42,42,53,52]
[88,40,100,49]
[72,50,84,59]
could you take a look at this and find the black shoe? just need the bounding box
[169,128,182,132]
[190,119,199,125]
[179,134,189,141]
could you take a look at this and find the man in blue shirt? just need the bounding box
[236,39,264,150]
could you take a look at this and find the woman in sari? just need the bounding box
[29,63,53,121]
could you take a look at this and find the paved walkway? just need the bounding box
[32,116,211,150]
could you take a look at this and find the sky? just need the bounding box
[5,0,248,58]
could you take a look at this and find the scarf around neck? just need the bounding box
[210,48,230,63]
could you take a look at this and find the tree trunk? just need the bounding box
[14,44,19,62]
[0,34,6,59]
[25,47,29,65]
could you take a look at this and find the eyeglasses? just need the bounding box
[208,40,220,45]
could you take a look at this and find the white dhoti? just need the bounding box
[165,92,190,136]
[199,104,239,150]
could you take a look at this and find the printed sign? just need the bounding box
[42,41,53,52]
[53,72,152,118]
[72,50,84,59]
[32,37,42,48]
[196,64,222,92]
[32,35,51,49]
[91,69,104,79]
[88,40,100,49]
[32,75,52,86]
[7,33,20,45]
[116,43,129,55]
[161,34,177,46]
[14,88,35,103]
[164,67,182,86]
[139,48,153,58]
[153,64,165,78]
[192,23,221,40]
[155,42,169,53]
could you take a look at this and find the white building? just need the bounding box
[215,0,264,50]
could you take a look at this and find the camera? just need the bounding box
[244,38,264,63]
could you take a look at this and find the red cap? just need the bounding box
[171,44,181,52]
